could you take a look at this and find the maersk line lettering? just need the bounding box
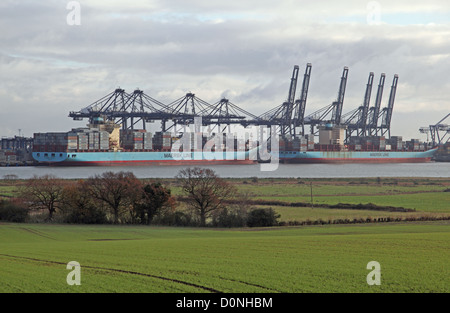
[369,152,389,157]
[164,152,192,159]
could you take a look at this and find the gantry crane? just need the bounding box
[292,63,312,136]
[303,66,349,135]
[69,88,175,130]
[367,73,386,136]
[379,74,399,138]
[67,64,405,145]
[257,65,300,138]
[421,113,450,145]
[343,72,374,140]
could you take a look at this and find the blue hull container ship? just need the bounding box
[277,125,437,164]
[32,125,257,166]
[32,122,437,166]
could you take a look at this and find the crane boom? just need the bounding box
[332,66,349,125]
[358,72,374,136]
[428,113,450,145]
[380,74,398,138]
[293,63,312,133]
[280,65,300,137]
[287,65,300,106]
[368,73,385,135]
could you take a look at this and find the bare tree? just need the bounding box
[85,171,142,224]
[135,182,176,225]
[176,167,236,227]
[20,174,66,220]
[62,180,89,209]
[61,180,107,224]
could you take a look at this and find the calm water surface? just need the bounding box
[1,162,449,179]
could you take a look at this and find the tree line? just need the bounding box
[0,168,280,227]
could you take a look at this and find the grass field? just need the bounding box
[1,176,448,293]
[168,177,450,224]
[234,177,450,221]
[0,221,449,293]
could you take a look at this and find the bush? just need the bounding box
[211,208,247,228]
[246,208,280,227]
[0,199,29,223]
[63,206,108,224]
[154,211,197,227]
[2,174,18,180]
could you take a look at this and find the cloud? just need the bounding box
[0,0,449,140]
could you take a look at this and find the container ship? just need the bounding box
[279,148,437,164]
[278,125,437,164]
[433,142,450,162]
[31,122,257,166]
[31,123,437,166]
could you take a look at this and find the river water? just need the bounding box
[1,162,449,179]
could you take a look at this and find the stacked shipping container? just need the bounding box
[33,129,111,152]
[33,133,69,152]
[0,150,17,163]
[292,136,308,152]
[153,132,172,150]
[387,136,403,150]
[120,129,153,150]
[373,136,386,150]
[348,136,387,151]
[406,139,421,151]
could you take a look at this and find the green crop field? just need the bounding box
[169,177,450,224]
[0,221,449,293]
[1,176,449,293]
[227,177,450,221]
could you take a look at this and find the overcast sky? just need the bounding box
[1,0,449,140]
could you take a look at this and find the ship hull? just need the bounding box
[280,148,438,164]
[32,148,438,165]
[32,150,257,166]
[52,159,255,166]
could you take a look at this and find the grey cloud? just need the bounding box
[0,1,449,140]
